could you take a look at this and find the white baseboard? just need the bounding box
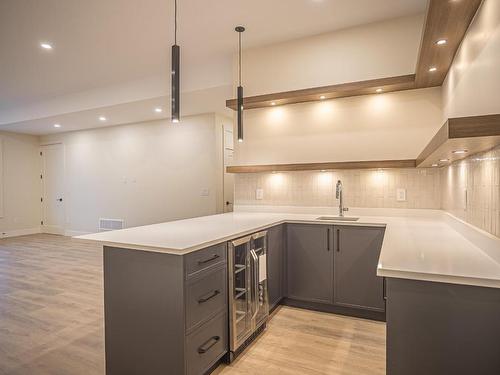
[65,229,92,237]
[0,227,41,238]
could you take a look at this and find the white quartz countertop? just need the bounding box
[77,209,500,289]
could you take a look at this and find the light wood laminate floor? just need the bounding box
[0,234,386,375]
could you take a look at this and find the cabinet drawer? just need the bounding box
[185,243,226,278]
[186,313,228,375]
[186,266,227,332]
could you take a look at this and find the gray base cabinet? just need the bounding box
[267,224,284,310]
[386,278,500,375]
[285,223,385,319]
[333,225,385,312]
[286,224,334,304]
[104,243,228,375]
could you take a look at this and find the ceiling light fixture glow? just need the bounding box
[376,88,383,93]
[40,42,53,50]
[431,163,438,167]
[429,67,437,72]
[53,124,61,128]
[452,149,468,154]
[154,107,163,113]
[436,39,447,45]
[271,102,276,106]
[99,116,107,121]
[439,158,449,162]
[319,95,326,100]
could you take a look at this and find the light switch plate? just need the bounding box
[201,188,210,197]
[396,188,407,202]
[256,188,264,200]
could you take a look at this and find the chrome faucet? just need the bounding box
[335,180,349,217]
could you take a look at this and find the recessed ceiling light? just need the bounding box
[439,158,449,162]
[431,163,439,167]
[436,39,447,45]
[429,67,437,72]
[319,95,326,100]
[376,88,383,93]
[452,149,468,154]
[271,102,276,106]
[53,123,61,128]
[40,42,53,50]
[99,116,107,121]
[154,107,163,113]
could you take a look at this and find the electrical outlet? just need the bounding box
[256,188,264,200]
[396,188,407,202]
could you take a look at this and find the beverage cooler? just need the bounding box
[227,231,269,359]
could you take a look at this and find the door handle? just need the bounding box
[336,229,340,252]
[198,290,220,304]
[327,228,331,251]
[198,254,220,264]
[250,249,259,320]
[226,201,233,206]
[197,336,220,354]
[57,198,63,202]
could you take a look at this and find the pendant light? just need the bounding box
[235,26,245,142]
[171,0,180,123]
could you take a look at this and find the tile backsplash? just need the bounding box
[235,168,441,209]
[441,146,500,237]
[234,145,500,237]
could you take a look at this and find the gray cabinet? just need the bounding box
[104,243,228,375]
[286,224,333,304]
[267,224,284,310]
[333,225,385,312]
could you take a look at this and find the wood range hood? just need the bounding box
[225,0,497,174]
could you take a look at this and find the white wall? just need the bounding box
[442,0,500,118]
[40,114,224,235]
[239,14,424,96]
[0,132,41,236]
[233,87,442,165]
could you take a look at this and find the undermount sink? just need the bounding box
[316,216,360,221]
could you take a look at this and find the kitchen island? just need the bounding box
[78,208,500,375]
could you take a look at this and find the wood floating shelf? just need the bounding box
[226,160,416,174]
[227,114,500,173]
[415,0,482,88]
[226,0,482,111]
[416,114,500,168]
[226,75,416,111]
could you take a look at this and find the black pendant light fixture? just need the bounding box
[171,0,180,123]
[235,26,245,142]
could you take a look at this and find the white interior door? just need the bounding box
[41,144,65,235]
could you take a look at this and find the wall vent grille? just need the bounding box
[99,218,124,232]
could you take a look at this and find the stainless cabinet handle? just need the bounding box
[327,228,331,251]
[336,229,340,252]
[197,336,220,354]
[198,290,220,304]
[250,249,259,320]
[198,254,219,264]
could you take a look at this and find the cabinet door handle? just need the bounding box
[198,254,220,264]
[336,229,340,252]
[197,336,220,354]
[198,290,220,304]
[327,228,331,251]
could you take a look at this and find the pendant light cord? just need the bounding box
[174,0,177,45]
[238,31,242,86]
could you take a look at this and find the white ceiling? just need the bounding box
[0,0,427,134]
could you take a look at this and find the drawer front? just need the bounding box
[186,266,227,332]
[185,243,226,278]
[186,313,228,375]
